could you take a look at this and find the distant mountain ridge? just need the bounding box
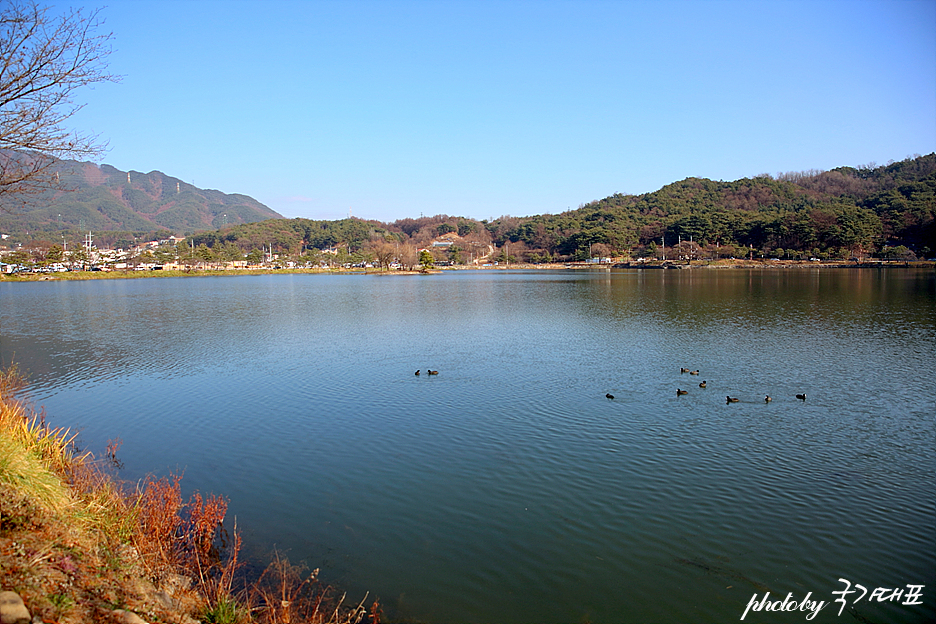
[0,157,283,235]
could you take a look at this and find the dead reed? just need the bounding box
[246,550,374,624]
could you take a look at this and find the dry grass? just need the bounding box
[0,267,341,282]
[0,365,376,624]
[0,365,77,513]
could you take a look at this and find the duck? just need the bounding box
[689,370,700,375]
[676,389,688,395]
[698,381,707,388]
[415,370,420,376]
[765,395,772,403]
[428,370,439,375]
[606,393,615,399]
[796,393,806,400]
[680,368,690,373]
[726,396,739,403]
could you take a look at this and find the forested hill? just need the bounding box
[183,154,935,263]
[187,217,392,254]
[481,154,935,260]
[0,157,282,238]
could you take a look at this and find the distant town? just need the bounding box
[1,232,518,274]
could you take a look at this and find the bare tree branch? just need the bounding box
[0,0,118,211]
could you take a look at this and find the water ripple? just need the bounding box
[2,270,934,624]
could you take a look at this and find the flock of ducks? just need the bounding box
[415,367,808,404]
[605,368,808,404]
[679,367,807,404]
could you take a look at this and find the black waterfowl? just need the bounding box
[726,396,739,403]
[415,370,420,376]
[606,393,615,399]
[765,395,772,403]
[796,393,806,400]
[699,381,707,388]
[676,389,688,395]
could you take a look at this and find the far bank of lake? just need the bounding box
[3,258,934,283]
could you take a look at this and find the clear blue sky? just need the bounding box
[60,0,936,224]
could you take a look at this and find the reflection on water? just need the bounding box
[2,269,934,623]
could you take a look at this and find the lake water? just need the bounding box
[1,268,934,623]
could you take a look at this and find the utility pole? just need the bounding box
[85,231,93,269]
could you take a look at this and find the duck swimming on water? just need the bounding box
[676,389,688,395]
[726,396,739,403]
[765,395,772,403]
[699,381,706,388]
[606,393,615,399]
[796,393,806,400]
[428,370,439,375]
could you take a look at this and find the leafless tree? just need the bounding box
[1,1,117,211]
[590,242,612,259]
[367,238,396,270]
[398,242,418,270]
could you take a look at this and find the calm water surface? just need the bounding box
[1,269,934,623]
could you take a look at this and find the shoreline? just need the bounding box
[0,367,374,624]
[2,259,934,282]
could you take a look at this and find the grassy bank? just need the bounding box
[0,268,347,281]
[0,366,377,624]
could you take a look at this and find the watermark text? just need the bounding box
[740,579,925,621]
